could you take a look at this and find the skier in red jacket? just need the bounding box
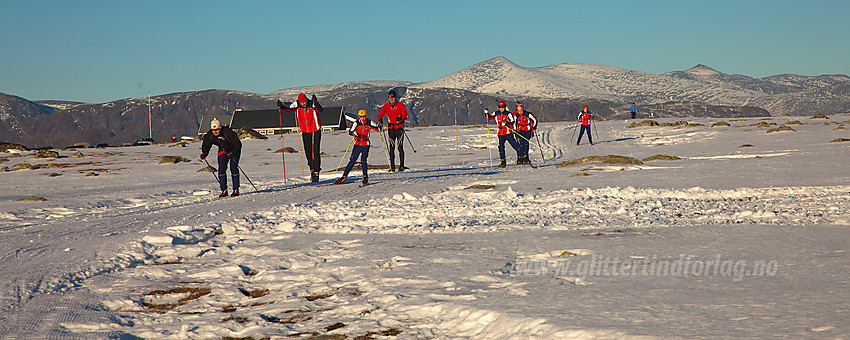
[513,102,538,165]
[486,100,520,167]
[576,105,594,146]
[336,110,381,185]
[278,93,323,182]
[377,89,409,172]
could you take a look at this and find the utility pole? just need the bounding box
[148,91,152,139]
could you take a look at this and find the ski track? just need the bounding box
[1,114,849,338]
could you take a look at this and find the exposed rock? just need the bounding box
[711,121,731,127]
[235,127,267,140]
[642,155,682,162]
[159,156,191,164]
[627,120,660,128]
[17,196,47,201]
[766,126,795,133]
[557,155,643,168]
[35,150,59,158]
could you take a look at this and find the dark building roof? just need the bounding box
[229,107,346,130]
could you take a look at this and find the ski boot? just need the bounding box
[515,157,523,165]
[362,175,368,185]
[499,159,506,168]
[398,165,406,172]
[230,189,239,197]
[335,176,347,184]
[219,190,228,198]
[311,171,319,183]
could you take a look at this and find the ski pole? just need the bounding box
[533,128,545,162]
[378,126,393,171]
[235,161,259,193]
[293,113,306,181]
[506,126,531,142]
[592,117,599,142]
[484,109,493,167]
[402,129,417,153]
[570,119,580,143]
[278,108,287,184]
[203,158,220,185]
[335,136,355,174]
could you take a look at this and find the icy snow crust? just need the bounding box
[1,114,849,338]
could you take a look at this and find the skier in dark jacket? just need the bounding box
[377,89,409,172]
[278,93,323,182]
[200,118,243,197]
[512,102,538,165]
[336,110,381,185]
[576,105,594,146]
[486,100,520,167]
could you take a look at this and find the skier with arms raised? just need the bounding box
[278,93,323,182]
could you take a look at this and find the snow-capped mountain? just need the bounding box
[415,57,764,106]
[270,80,413,99]
[414,57,850,114]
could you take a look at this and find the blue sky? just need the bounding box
[2,0,848,103]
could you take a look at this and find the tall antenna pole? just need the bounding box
[148,91,152,139]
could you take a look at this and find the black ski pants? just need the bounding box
[498,134,519,160]
[301,131,321,173]
[217,151,240,191]
[387,128,405,169]
[577,125,593,145]
[342,145,370,178]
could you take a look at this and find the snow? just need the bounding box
[1,113,849,338]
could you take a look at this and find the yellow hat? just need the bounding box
[358,110,367,117]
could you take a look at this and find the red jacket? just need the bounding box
[579,111,593,125]
[513,110,537,132]
[282,100,323,133]
[378,101,408,129]
[487,109,515,136]
[349,118,380,146]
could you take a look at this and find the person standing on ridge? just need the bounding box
[486,100,520,167]
[576,105,594,146]
[377,89,409,172]
[278,93,323,182]
[336,110,380,185]
[512,102,538,165]
[630,102,637,119]
[200,118,243,197]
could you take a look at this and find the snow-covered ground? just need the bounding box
[1,113,849,339]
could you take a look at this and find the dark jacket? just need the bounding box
[201,126,242,158]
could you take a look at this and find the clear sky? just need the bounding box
[2,0,848,103]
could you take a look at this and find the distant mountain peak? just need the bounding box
[685,64,722,76]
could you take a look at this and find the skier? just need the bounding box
[200,118,243,197]
[513,102,538,165]
[336,110,380,185]
[486,100,520,167]
[576,105,594,146]
[630,102,637,119]
[278,93,323,182]
[377,89,409,172]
